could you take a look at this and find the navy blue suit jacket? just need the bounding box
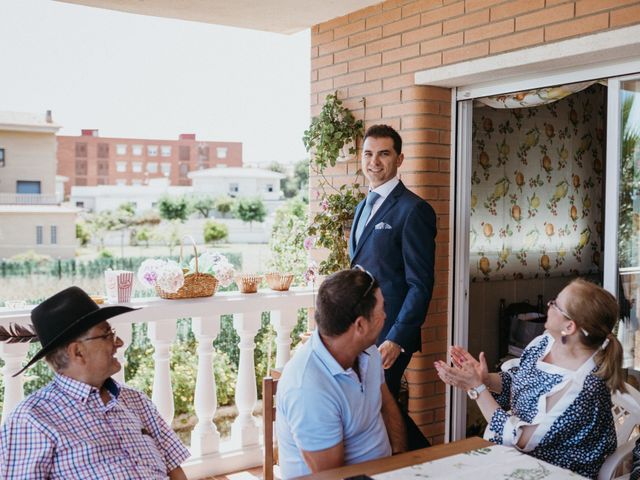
[349,181,436,354]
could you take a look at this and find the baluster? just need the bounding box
[190,316,221,456]
[0,342,30,424]
[113,322,132,385]
[148,320,177,424]
[231,311,260,447]
[270,309,299,369]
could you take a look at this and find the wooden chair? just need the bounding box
[263,376,279,480]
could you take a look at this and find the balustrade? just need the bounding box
[0,288,314,479]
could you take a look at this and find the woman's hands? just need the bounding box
[434,346,488,391]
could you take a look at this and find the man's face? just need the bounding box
[361,136,404,189]
[77,321,123,384]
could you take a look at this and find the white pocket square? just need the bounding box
[375,222,392,230]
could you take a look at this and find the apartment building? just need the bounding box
[57,130,242,196]
[0,111,77,258]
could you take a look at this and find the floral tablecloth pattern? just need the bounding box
[372,444,587,479]
[470,84,605,282]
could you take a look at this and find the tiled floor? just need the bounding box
[200,466,263,480]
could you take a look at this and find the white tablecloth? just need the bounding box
[372,444,587,479]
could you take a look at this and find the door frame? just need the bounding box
[449,61,640,441]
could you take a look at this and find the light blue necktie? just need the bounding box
[355,191,380,245]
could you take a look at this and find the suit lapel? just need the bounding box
[352,182,406,259]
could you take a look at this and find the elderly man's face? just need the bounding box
[78,321,123,383]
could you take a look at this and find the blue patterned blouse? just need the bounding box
[486,333,616,479]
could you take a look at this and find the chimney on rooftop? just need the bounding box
[46,110,53,123]
[179,133,196,141]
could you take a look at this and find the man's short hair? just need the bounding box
[315,269,379,336]
[364,124,402,155]
[45,343,71,372]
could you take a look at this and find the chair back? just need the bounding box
[263,376,279,480]
[612,383,640,446]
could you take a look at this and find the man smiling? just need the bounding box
[0,287,190,479]
[350,124,437,399]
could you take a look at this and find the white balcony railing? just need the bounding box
[0,193,59,205]
[0,288,315,479]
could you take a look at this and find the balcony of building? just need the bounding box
[0,193,59,205]
[0,288,314,479]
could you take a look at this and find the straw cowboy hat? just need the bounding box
[13,286,137,376]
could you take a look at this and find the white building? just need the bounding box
[71,166,286,213]
[0,111,78,258]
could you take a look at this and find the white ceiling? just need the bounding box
[55,0,382,34]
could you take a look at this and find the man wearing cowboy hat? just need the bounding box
[0,287,190,479]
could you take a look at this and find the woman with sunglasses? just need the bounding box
[435,278,625,479]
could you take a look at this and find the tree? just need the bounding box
[191,195,216,218]
[84,210,119,249]
[76,221,91,247]
[136,227,152,248]
[215,196,235,218]
[235,197,267,228]
[268,198,308,280]
[203,220,228,244]
[158,196,191,222]
[154,220,184,256]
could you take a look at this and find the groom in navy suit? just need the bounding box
[350,124,437,398]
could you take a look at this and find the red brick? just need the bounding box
[545,12,609,41]
[490,28,544,53]
[465,18,514,43]
[334,19,366,39]
[366,34,402,54]
[443,8,490,34]
[516,3,574,31]
[365,90,402,107]
[403,0,444,18]
[421,32,464,54]
[384,0,416,9]
[365,62,402,81]
[310,78,333,94]
[403,85,452,102]
[402,22,443,45]
[465,0,501,12]
[383,14,422,37]
[421,2,466,26]
[383,101,441,117]
[576,0,638,16]
[318,37,349,56]
[334,71,366,88]
[382,44,421,64]
[311,29,333,47]
[403,143,451,158]
[349,53,382,72]
[490,0,545,21]
[401,52,442,73]
[366,7,402,29]
[318,63,348,80]
[311,53,334,70]
[334,45,365,64]
[348,27,382,47]
[611,4,640,26]
[442,40,489,64]
[382,73,416,90]
[402,129,442,143]
[348,80,382,97]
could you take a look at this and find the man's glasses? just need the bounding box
[79,327,118,343]
[352,265,376,316]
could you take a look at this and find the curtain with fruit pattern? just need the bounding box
[470,84,605,282]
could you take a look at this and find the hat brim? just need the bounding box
[13,305,137,377]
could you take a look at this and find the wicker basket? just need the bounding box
[265,272,294,291]
[236,274,262,294]
[156,237,218,300]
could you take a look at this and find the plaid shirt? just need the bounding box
[0,374,190,479]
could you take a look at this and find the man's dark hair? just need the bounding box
[364,124,402,155]
[315,269,379,337]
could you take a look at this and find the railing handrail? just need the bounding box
[0,193,59,205]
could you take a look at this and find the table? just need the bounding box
[294,437,490,479]
[294,437,587,479]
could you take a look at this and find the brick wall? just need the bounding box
[310,0,640,443]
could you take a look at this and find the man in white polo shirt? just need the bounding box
[276,268,407,478]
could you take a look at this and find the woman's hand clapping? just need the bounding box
[434,346,488,391]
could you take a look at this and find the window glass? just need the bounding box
[161,162,171,175]
[116,162,127,173]
[148,145,158,156]
[116,144,127,155]
[132,145,143,156]
[17,181,41,194]
[36,226,43,245]
[217,147,228,158]
[161,146,172,157]
[132,162,143,173]
[147,162,158,173]
[50,225,57,244]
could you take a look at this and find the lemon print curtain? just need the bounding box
[470,84,605,282]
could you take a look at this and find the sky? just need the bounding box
[0,0,310,166]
